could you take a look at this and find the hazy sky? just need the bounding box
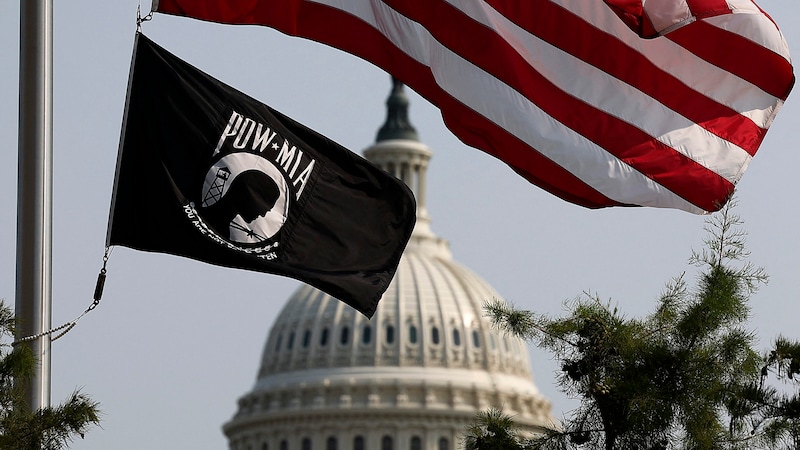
[1,2,798,449]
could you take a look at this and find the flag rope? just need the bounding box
[12,248,111,346]
[136,4,153,32]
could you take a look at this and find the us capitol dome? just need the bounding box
[223,79,555,450]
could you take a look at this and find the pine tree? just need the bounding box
[466,198,799,450]
[0,301,100,449]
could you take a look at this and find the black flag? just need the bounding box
[107,33,416,318]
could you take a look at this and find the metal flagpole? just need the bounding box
[16,0,53,411]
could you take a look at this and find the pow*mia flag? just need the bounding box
[106,33,416,318]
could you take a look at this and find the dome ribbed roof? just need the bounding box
[257,232,535,382]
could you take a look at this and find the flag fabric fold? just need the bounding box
[152,0,793,214]
[107,33,416,318]
[604,0,738,38]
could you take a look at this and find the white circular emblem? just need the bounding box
[199,152,289,244]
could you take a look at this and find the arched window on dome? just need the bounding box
[326,436,337,450]
[408,324,418,344]
[320,327,329,347]
[262,443,268,450]
[410,436,422,450]
[353,435,365,450]
[302,437,311,450]
[472,330,481,348]
[362,325,372,345]
[439,437,450,450]
[287,332,295,350]
[381,435,393,450]
[340,326,350,345]
[280,440,288,450]
[431,326,440,345]
[386,324,395,344]
[302,329,312,348]
[453,329,461,346]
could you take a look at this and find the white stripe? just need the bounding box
[550,0,783,127]
[706,8,792,62]
[441,0,751,182]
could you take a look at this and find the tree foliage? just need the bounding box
[467,199,799,450]
[0,301,100,450]
[464,407,528,450]
[738,336,800,449]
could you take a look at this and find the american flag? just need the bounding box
[153,0,794,214]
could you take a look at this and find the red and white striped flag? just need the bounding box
[153,0,793,214]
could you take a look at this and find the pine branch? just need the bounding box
[0,300,101,448]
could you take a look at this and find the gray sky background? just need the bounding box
[1,2,798,449]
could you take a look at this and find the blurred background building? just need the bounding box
[223,79,555,450]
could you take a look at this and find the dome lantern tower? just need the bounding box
[365,79,441,254]
[376,77,419,143]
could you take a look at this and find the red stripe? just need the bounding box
[686,0,731,17]
[602,0,646,36]
[386,0,732,210]
[155,0,265,23]
[486,0,766,156]
[667,20,793,101]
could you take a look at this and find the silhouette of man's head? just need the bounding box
[226,170,281,222]
[201,170,281,238]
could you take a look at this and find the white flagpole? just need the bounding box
[16,0,53,411]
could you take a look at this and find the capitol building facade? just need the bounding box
[223,79,555,450]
